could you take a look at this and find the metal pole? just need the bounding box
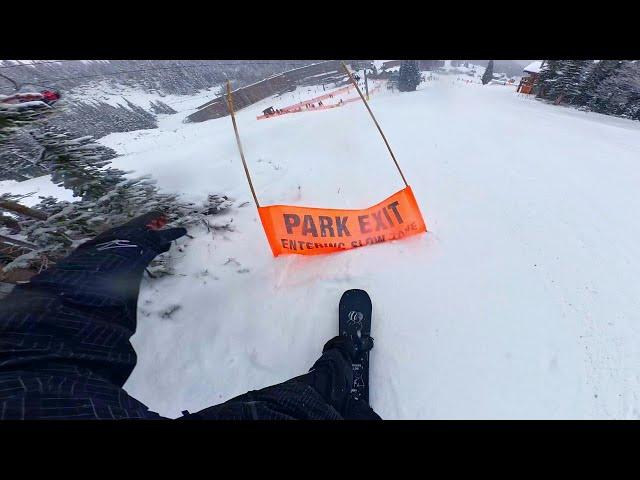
[341,62,409,187]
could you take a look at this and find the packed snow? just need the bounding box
[7,73,640,419]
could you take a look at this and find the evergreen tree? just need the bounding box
[572,61,593,104]
[2,124,234,274]
[481,60,494,85]
[398,61,421,92]
[1,97,163,180]
[0,97,53,180]
[548,60,591,104]
[1,97,233,277]
[535,60,562,98]
[572,61,607,107]
[584,60,626,113]
[593,61,640,118]
[0,99,50,140]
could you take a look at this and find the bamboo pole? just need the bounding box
[225,80,260,208]
[341,62,409,187]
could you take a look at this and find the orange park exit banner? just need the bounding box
[257,186,427,256]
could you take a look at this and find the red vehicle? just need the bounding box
[0,89,60,106]
[41,90,61,104]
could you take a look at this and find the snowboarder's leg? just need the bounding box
[179,337,357,419]
[288,336,354,414]
[180,335,381,420]
[0,211,186,419]
[289,335,381,419]
[179,379,343,420]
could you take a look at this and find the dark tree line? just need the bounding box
[56,99,159,139]
[0,60,318,97]
[535,60,640,121]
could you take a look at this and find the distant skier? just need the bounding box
[0,211,381,420]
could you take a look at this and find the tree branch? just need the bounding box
[0,199,48,220]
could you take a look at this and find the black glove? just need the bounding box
[79,210,187,257]
[28,211,187,308]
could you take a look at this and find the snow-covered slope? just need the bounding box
[92,77,640,419]
[66,82,219,114]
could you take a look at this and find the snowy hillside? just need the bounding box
[6,74,640,419]
[66,82,219,113]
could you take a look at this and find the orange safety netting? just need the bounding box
[257,83,382,120]
[281,84,353,110]
[257,186,427,256]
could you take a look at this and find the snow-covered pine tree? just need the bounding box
[592,61,640,119]
[0,130,49,181]
[2,123,234,278]
[571,61,603,107]
[535,60,562,99]
[616,61,640,120]
[585,61,635,116]
[398,60,421,92]
[481,60,494,85]
[32,126,119,199]
[0,96,53,181]
[579,60,625,111]
[2,97,163,165]
[548,60,591,104]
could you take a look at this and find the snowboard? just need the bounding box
[339,289,372,404]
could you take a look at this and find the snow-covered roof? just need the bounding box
[373,60,393,70]
[523,61,543,74]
